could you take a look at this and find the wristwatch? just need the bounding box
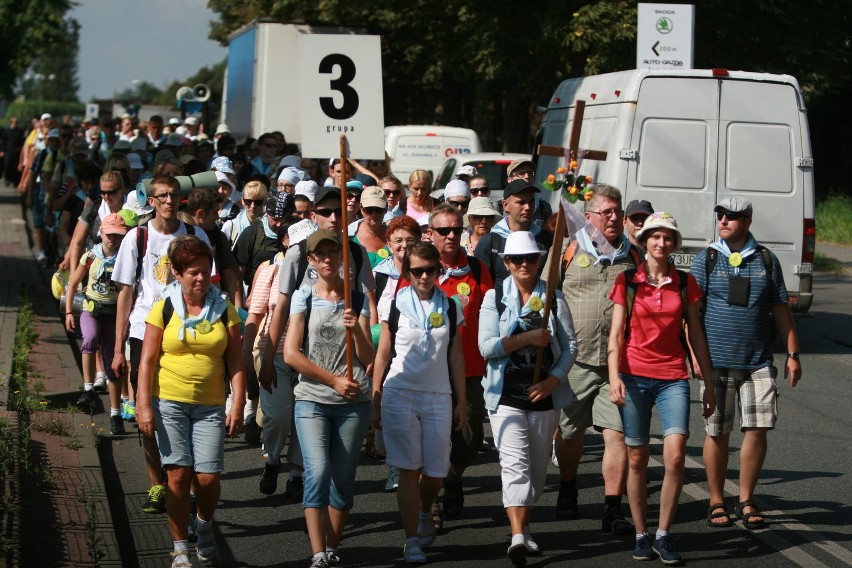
[786,352,800,360]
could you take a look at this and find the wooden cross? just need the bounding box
[532,100,608,383]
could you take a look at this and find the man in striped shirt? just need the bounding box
[690,196,802,530]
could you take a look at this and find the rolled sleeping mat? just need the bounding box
[135,171,220,204]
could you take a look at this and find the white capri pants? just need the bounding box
[489,405,559,508]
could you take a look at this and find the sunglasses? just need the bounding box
[100,189,120,196]
[628,214,649,224]
[243,198,264,207]
[314,207,342,218]
[383,189,401,196]
[447,200,470,209]
[363,206,385,216]
[470,187,490,196]
[716,210,748,221]
[409,265,440,277]
[506,253,540,265]
[432,226,463,237]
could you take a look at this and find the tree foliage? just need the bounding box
[0,0,77,100]
[205,0,850,189]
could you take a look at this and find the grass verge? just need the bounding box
[814,252,845,273]
[817,193,852,244]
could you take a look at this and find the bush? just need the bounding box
[816,193,852,245]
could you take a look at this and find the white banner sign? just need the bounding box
[637,3,694,69]
[85,103,99,120]
[298,34,385,159]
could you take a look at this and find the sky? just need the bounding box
[70,0,227,102]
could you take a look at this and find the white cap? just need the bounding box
[215,170,236,193]
[295,180,318,202]
[288,219,316,245]
[444,179,470,200]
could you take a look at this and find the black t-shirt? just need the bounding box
[499,311,555,412]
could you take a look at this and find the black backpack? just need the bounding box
[134,223,195,284]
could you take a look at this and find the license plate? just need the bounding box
[672,253,696,268]
[795,264,813,274]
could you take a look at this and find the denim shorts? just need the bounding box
[618,374,690,446]
[153,398,226,473]
[294,400,371,511]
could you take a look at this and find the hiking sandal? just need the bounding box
[734,499,767,530]
[706,502,734,528]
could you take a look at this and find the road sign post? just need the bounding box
[636,3,694,69]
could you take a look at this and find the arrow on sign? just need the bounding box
[652,41,660,56]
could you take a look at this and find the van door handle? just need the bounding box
[619,149,638,160]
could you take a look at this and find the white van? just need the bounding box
[536,68,815,312]
[385,125,482,184]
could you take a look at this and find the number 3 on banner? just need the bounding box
[319,53,359,120]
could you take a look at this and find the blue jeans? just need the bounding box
[618,374,690,446]
[153,399,225,473]
[294,400,371,511]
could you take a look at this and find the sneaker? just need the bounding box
[385,465,400,492]
[556,482,579,520]
[309,557,329,568]
[76,389,97,412]
[93,372,107,391]
[442,478,464,519]
[551,447,559,468]
[507,542,527,567]
[652,534,683,566]
[110,415,125,435]
[602,505,633,534]
[244,414,261,444]
[326,551,341,566]
[195,518,217,563]
[170,551,192,568]
[524,533,541,556]
[142,484,166,514]
[123,400,136,423]
[403,541,427,564]
[260,461,280,495]
[633,533,657,561]
[286,475,304,501]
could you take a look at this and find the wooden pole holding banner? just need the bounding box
[532,100,590,383]
[339,135,354,380]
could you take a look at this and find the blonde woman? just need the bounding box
[222,180,267,247]
[405,170,436,226]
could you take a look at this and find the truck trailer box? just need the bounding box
[536,68,815,312]
[223,21,364,144]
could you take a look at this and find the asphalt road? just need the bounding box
[103,273,852,568]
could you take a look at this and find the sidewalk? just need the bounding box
[0,181,127,566]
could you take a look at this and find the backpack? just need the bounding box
[135,223,195,284]
[621,268,693,375]
[292,237,364,288]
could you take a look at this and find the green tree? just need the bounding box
[0,0,76,100]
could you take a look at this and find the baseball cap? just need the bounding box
[47,129,60,139]
[507,158,536,177]
[625,200,654,217]
[360,186,387,209]
[184,116,199,126]
[69,137,89,156]
[714,196,753,216]
[306,228,341,253]
[314,186,341,206]
[456,164,478,178]
[502,179,540,199]
[100,213,129,235]
[215,171,236,193]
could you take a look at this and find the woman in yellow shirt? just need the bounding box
[136,235,246,568]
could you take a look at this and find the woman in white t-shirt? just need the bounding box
[371,242,466,564]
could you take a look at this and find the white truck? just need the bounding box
[222,21,362,143]
[536,68,815,312]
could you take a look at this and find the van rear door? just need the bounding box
[626,77,720,267]
[717,79,806,300]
